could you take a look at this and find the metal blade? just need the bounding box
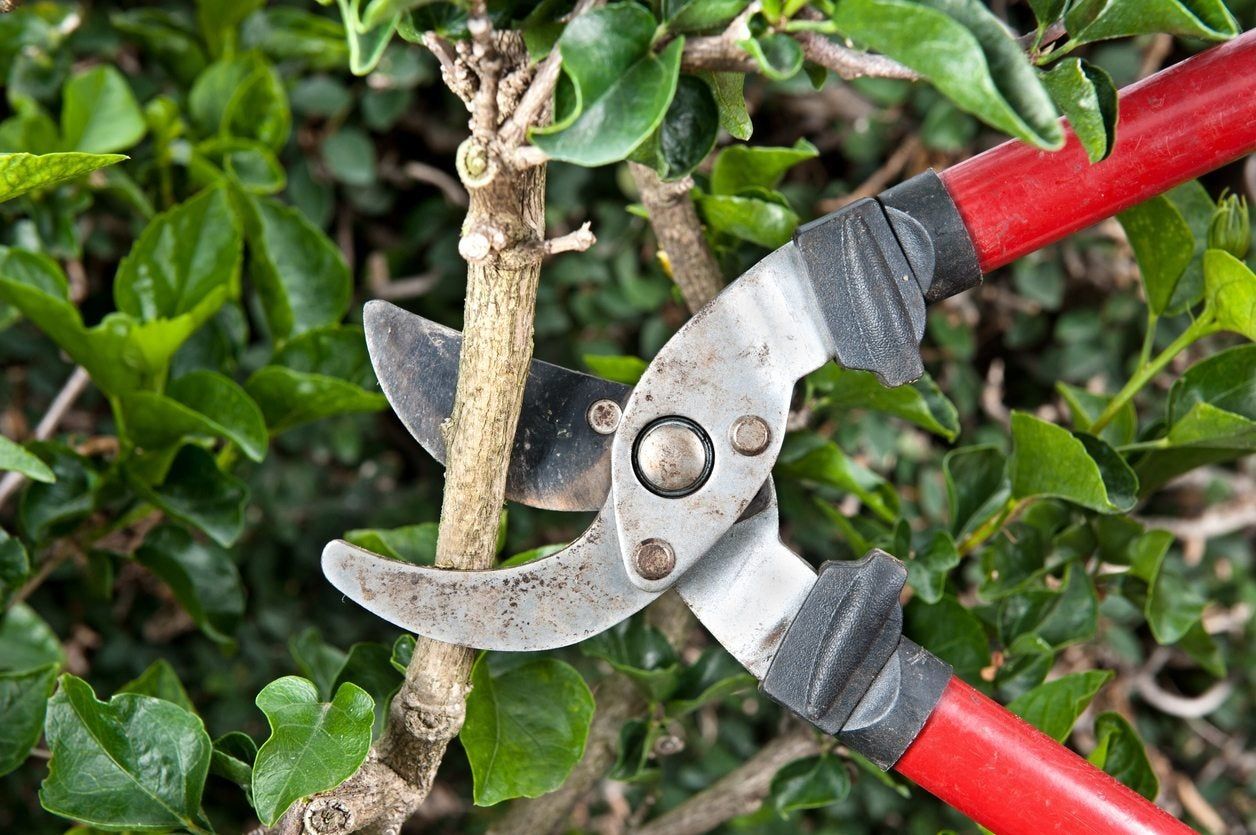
[675,483,817,679]
[364,300,630,512]
[322,508,660,650]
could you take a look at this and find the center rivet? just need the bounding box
[730,415,771,456]
[633,539,676,580]
[632,417,713,498]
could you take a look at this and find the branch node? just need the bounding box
[456,138,498,188]
[541,222,596,256]
[303,799,352,834]
[510,144,549,170]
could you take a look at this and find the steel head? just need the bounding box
[322,507,661,651]
[364,300,630,512]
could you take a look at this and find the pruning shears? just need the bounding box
[323,31,1256,835]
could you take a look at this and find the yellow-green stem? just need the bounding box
[1090,317,1212,434]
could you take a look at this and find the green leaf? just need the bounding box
[322,126,378,187]
[1040,58,1117,163]
[1203,248,1256,340]
[0,435,55,483]
[996,563,1098,648]
[1129,530,1204,645]
[1008,670,1113,742]
[210,731,257,801]
[118,659,197,714]
[246,366,387,433]
[18,443,99,544]
[132,446,249,547]
[944,444,1009,540]
[363,0,446,30]
[0,663,58,777]
[1027,0,1067,27]
[1116,195,1194,316]
[1088,712,1158,800]
[114,186,241,327]
[121,371,268,463]
[1063,0,1237,51]
[0,152,126,204]
[60,66,147,154]
[582,618,680,701]
[111,10,208,85]
[810,364,958,440]
[1009,412,1137,513]
[0,528,30,608]
[196,0,264,57]
[135,524,246,645]
[636,74,719,180]
[189,53,291,150]
[739,33,804,81]
[0,603,66,673]
[332,0,399,75]
[531,4,684,166]
[289,628,348,700]
[0,254,197,396]
[698,192,799,249]
[831,0,1062,150]
[345,522,438,564]
[701,71,752,140]
[239,193,352,340]
[995,634,1054,701]
[41,674,213,832]
[582,354,648,384]
[332,643,404,737]
[778,434,899,522]
[251,677,375,826]
[907,530,959,604]
[390,634,415,673]
[460,655,595,805]
[904,596,990,682]
[665,0,750,33]
[664,647,755,715]
[771,755,851,816]
[710,139,818,196]
[1057,382,1136,447]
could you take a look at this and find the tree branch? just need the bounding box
[629,164,724,313]
[0,366,91,512]
[632,724,822,835]
[681,30,917,81]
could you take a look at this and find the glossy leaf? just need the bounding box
[582,354,648,384]
[41,675,213,832]
[18,443,99,544]
[664,647,755,715]
[1041,58,1117,163]
[702,71,752,140]
[995,634,1054,701]
[332,643,403,737]
[118,659,197,714]
[1058,382,1136,447]
[60,66,147,154]
[810,364,959,440]
[665,0,750,33]
[289,628,348,700]
[1088,712,1159,800]
[740,33,804,81]
[189,53,291,149]
[1129,530,1204,645]
[135,524,246,644]
[582,618,680,701]
[778,434,899,522]
[1116,195,1193,316]
[1008,670,1113,742]
[531,4,684,166]
[460,655,595,805]
[1009,412,1137,513]
[0,528,30,608]
[907,530,959,604]
[771,755,851,816]
[0,435,55,483]
[210,731,257,800]
[246,366,387,433]
[944,444,1009,540]
[346,522,438,564]
[239,193,352,340]
[831,0,1062,149]
[1203,249,1256,340]
[251,677,375,825]
[710,138,818,196]
[0,663,58,777]
[0,603,65,673]
[0,152,126,204]
[904,595,990,682]
[122,371,268,463]
[132,446,249,547]
[1063,0,1238,50]
[699,191,800,249]
[638,75,719,180]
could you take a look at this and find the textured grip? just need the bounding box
[896,678,1193,835]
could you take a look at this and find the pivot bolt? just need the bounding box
[633,538,676,580]
[587,399,622,435]
[633,417,713,497]
[730,415,771,456]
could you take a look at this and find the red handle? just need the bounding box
[941,29,1256,272]
[895,678,1191,835]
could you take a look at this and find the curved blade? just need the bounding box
[322,510,660,650]
[365,301,629,512]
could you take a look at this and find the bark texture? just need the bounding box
[629,163,725,313]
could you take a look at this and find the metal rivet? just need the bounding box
[632,417,713,498]
[587,399,622,435]
[633,538,676,580]
[730,415,771,456]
